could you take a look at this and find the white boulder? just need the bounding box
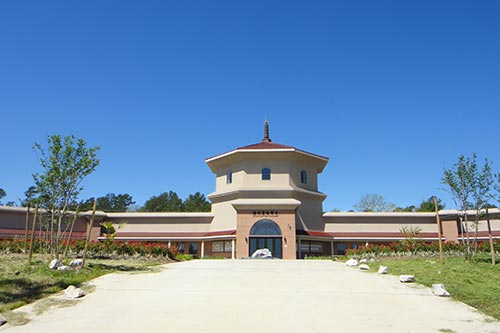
[345,259,359,267]
[65,285,85,299]
[57,265,72,271]
[359,259,368,264]
[378,266,388,274]
[0,314,7,326]
[359,264,370,270]
[251,248,272,258]
[432,284,450,297]
[399,275,415,283]
[49,259,61,270]
[69,259,83,268]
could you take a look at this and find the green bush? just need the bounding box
[174,253,193,261]
[346,240,500,258]
[0,239,174,259]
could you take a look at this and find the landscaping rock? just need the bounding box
[65,285,85,299]
[49,259,61,270]
[57,265,72,271]
[0,314,7,326]
[432,284,450,297]
[251,248,272,258]
[369,258,376,263]
[69,259,83,268]
[345,259,358,267]
[359,264,370,270]
[378,266,388,274]
[399,275,415,283]
[359,259,368,264]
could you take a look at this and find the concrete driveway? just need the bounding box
[2,260,500,333]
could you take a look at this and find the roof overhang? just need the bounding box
[205,147,329,173]
[231,198,301,210]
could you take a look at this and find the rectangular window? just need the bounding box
[337,243,346,255]
[177,243,185,254]
[261,168,271,180]
[212,241,224,252]
[189,242,198,254]
[310,242,323,253]
[212,241,233,253]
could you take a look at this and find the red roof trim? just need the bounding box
[115,230,236,238]
[331,232,439,238]
[206,142,328,161]
[305,230,334,237]
[237,142,294,150]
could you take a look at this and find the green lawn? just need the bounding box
[0,254,169,314]
[373,256,500,320]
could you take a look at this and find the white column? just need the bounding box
[168,241,171,248]
[201,241,205,258]
[231,239,235,259]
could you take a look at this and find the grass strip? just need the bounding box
[372,255,500,320]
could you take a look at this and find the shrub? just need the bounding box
[174,253,193,261]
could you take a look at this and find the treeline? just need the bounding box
[79,191,211,212]
[8,188,211,213]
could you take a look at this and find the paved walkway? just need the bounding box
[2,260,500,333]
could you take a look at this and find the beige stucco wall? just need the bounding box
[106,214,213,234]
[296,195,325,231]
[323,214,439,235]
[0,206,89,238]
[209,201,237,231]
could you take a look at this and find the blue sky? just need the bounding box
[1,1,499,211]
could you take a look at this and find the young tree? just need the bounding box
[183,192,211,212]
[33,134,100,259]
[353,193,396,212]
[441,154,493,259]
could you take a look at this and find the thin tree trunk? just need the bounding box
[486,208,496,265]
[433,197,444,264]
[81,200,97,269]
[464,212,471,260]
[23,204,30,253]
[28,204,39,263]
[63,207,79,259]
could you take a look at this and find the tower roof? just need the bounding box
[205,121,329,172]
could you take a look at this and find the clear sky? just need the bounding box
[1,1,499,211]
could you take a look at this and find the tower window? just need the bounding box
[300,170,307,184]
[261,168,271,180]
[226,171,233,184]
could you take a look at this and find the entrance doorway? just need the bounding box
[248,219,283,258]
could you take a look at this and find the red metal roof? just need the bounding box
[115,230,236,238]
[304,230,334,237]
[331,232,440,238]
[237,141,295,150]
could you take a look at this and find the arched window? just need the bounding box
[300,170,307,184]
[226,171,233,184]
[250,219,282,235]
[261,168,271,180]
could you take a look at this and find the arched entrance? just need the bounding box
[249,219,283,258]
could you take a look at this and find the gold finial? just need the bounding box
[262,119,271,143]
